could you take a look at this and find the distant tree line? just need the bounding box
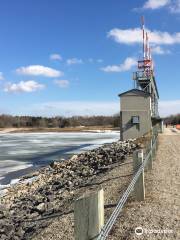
[163,113,180,125]
[0,114,120,128]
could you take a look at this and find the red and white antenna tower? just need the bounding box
[132,17,159,117]
[138,16,153,75]
[141,16,145,59]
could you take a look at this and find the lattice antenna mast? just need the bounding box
[132,17,159,117]
[141,16,145,59]
[137,16,153,75]
[146,32,148,59]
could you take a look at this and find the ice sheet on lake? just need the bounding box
[0,160,32,174]
[0,131,119,190]
[66,137,118,154]
[0,160,33,186]
[0,159,33,191]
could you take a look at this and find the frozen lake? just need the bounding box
[0,131,119,189]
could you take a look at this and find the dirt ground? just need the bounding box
[32,128,180,240]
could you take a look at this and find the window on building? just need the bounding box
[132,116,140,124]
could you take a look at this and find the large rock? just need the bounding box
[35,203,46,213]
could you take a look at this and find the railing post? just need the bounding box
[152,135,156,160]
[74,189,104,240]
[146,140,153,170]
[133,149,145,201]
[156,135,158,151]
[154,137,157,155]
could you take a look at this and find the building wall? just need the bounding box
[120,93,152,140]
[121,94,151,111]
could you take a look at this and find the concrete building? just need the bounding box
[118,19,163,140]
[119,89,152,140]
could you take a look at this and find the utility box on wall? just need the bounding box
[119,89,152,140]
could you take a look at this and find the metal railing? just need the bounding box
[97,134,158,240]
[132,71,152,81]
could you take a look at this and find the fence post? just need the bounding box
[146,140,153,170]
[74,189,104,240]
[154,137,157,155]
[152,135,156,160]
[160,120,164,133]
[156,135,158,151]
[133,149,145,201]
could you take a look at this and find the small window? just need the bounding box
[132,116,140,124]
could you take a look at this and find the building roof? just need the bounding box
[118,88,151,97]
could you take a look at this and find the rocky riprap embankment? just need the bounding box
[0,140,139,240]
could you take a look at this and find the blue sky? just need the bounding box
[0,0,180,117]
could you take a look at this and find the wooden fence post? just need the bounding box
[133,149,145,201]
[74,189,104,240]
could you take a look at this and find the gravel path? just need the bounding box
[32,128,180,240]
[32,158,134,240]
[109,128,180,240]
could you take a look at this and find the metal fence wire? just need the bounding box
[97,136,157,240]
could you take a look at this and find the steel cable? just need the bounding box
[97,137,157,240]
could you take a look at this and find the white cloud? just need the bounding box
[54,79,69,88]
[66,58,83,65]
[143,0,170,9]
[108,28,180,45]
[0,72,4,81]
[159,100,180,117]
[151,46,171,54]
[101,57,137,73]
[139,0,180,14]
[16,65,63,78]
[50,53,62,61]
[4,80,45,93]
[169,0,180,13]
[23,101,119,117]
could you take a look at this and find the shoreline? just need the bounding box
[0,139,139,240]
[0,132,120,190]
[0,143,91,187]
[0,126,119,134]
